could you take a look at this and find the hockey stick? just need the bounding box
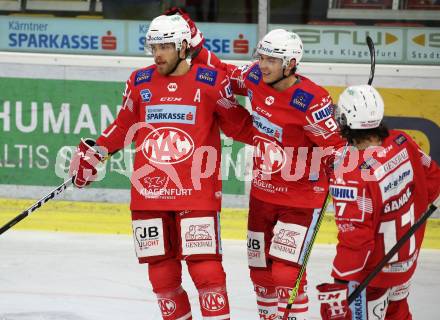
[366,36,375,85]
[0,177,74,235]
[281,193,331,320]
[348,200,439,305]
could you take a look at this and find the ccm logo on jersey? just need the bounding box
[135,68,154,86]
[330,185,358,201]
[196,67,217,86]
[290,89,314,112]
[247,64,262,84]
[312,104,333,122]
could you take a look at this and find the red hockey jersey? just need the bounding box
[194,48,346,208]
[96,63,253,211]
[330,130,440,287]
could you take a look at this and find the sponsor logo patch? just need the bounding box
[132,218,164,258]
[134,68,153,86]
[247,231,266,268]
[146,105,196,124]
[330,185,358,201]
[248,89,253,101]
[379,161,413,201]
[384,186,412,213]
[181,217,216,255]
[252,112,283,142]
[312,104,333,122]
[269,221,307,263]
[140,89,152,102]
[247,64,262,84]
[290,89,314,112]
[394,134,407,146]
[374,148,409,180]
[196,67,217,86]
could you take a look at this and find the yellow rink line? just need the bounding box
[1,198,439,249]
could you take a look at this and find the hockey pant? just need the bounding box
[247,196,322,320]
[132,210,230,320]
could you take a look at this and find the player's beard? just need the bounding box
[156,55,181,76]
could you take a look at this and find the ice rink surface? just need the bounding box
[0,231,438,320]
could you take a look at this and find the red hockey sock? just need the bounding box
[272,261,309,319]
[250,269,278,320]
[149,259,192,319]
[156,287,192,320]
[187,260,230,319]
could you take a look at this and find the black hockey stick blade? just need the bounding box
[366,36,375,85]
[0,177,74,236]
[348,202,438,305]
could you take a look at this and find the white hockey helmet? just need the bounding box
[336,85,385,130]
[255,29,303,68]
[145,15,191,53]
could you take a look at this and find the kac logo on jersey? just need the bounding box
[135,68,154,86]
[265,96,274,106]
[196,67,217,86]
[142,127,194,164]
[330,185,358,201]
[290,89,314,112]
[167,83,178,92]
[253,136,286,174]
[247,64,262,84]
[140,89,152,102]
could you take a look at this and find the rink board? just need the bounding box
[0,52,439,211]
[1,197,439,249]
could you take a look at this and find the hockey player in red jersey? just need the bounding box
[317,85,440,320]
[69,14,253,320]
[167,9,347,319]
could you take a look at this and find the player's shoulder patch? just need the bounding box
[247,64,262,84]
[134,68,154,86]
[195,67,218,86]
[393,133,408,146]
[290,88,314,112]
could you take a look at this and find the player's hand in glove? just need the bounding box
[316,283,352,320]
[164,7,204,51]
[69,138,107,188]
